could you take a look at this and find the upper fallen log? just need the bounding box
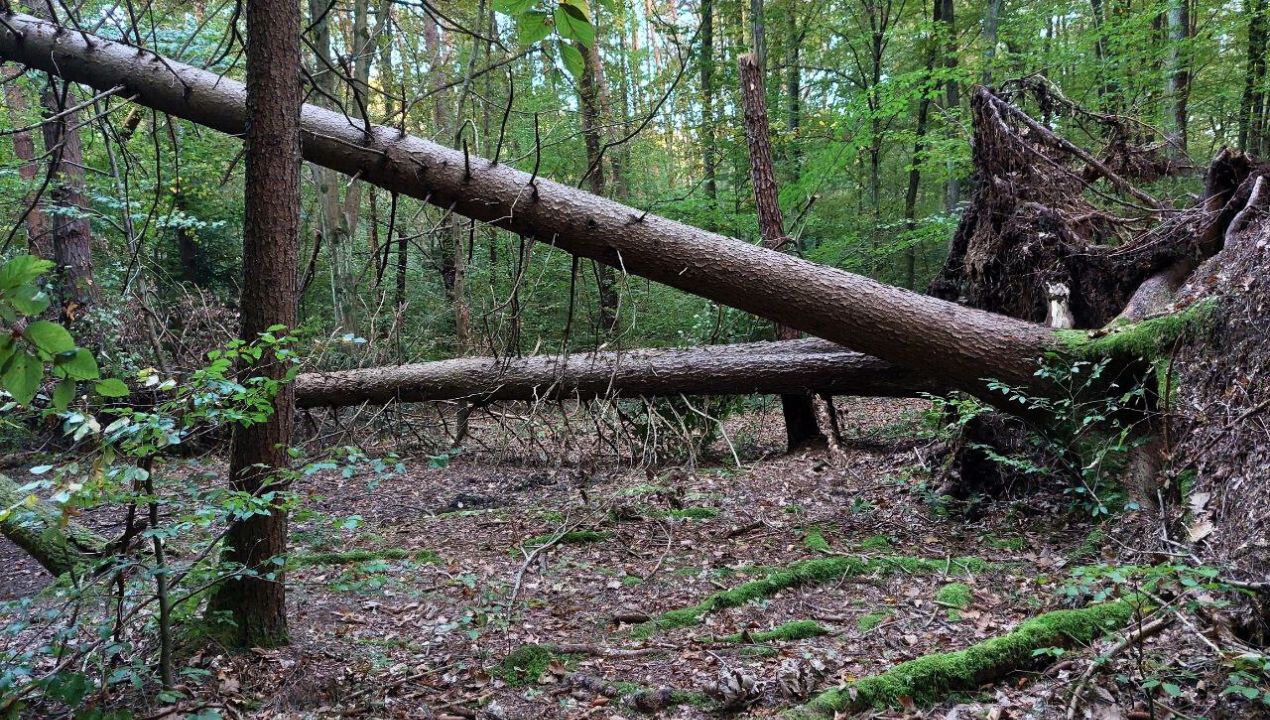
[0,12,1055,393]
[293,339,945,408]
[1,473,106,577]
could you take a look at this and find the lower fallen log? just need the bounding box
[786,600,1139,718]
[0,473,106,577]
[294,339,946,408]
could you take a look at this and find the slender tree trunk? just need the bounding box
[0,13,1063,399]
[749,0,766,72]
[3,65,50,256]
[295,339,943,408]
[785,8,802,182]
[738,52,823,450]
[204,0,301,649]
[940,0,960,212]
[1166,0,1191,152]
[1240,0,1268,153]
[701,0,717,206]
[981,0,1002,84]
[904,0,940,291]
[307,0,354,329]
[424,12,473,353]
[577,2,620,336]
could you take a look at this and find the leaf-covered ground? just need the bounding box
[0,399,1255,718]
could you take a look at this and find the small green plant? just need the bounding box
[857,610,892,632]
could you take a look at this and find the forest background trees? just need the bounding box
[0,0,1250,381]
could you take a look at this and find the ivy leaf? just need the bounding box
[558,40,585,80]
[493,0,535,15]
[52,377,75,411]
[517,10,553,45]
[2,350,41,405]
[9,284,50,316]
[25,321,76,355]
[554,4,594,48]
[55,348,99,380]
[0,255,54,293]
[95,378,130,398]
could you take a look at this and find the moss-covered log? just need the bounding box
[0,473,106,577]
[631,555,991,638]
[785,601,1140,718]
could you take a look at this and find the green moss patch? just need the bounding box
[859,534,893,551]
[662,507,720,520]
[499,644,556,687]
[1056,299,1215,361]
[631,555,990,638]
[786,601,1138,718]
[718,619,829,644]
[522,530,612,549]
[289,548,439,568]
[936,582,974,609]
[857,610,892,632]
[803,526,831,553]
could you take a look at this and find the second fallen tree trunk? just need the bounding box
[0,12,1056,400]
[294,339,944,408]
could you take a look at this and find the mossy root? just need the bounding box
[785,601,1139,719]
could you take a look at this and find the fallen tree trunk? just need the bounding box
[0,12,1055,396]
[0,473,106,577]
[293,339,946,408]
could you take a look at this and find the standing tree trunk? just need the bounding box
[577,2,620,336]
[1166,0,1191,153]
[940,0,960,211]
[785,7,803,181]
[738,52,823,450]
[749,0,766,72]
[701,0,717,207]
[27,0,95,323]
[204,0,301,649]
[306,0,355,330]
[903,0,941,290]
[3,65,50,256]
[981,0,1002,85]
[1240,0,1268,154]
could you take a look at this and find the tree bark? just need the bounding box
[294,339,944,408]
[0,12,1060,400]
[26,1,95,323]
[1166,0,1191,152]
[203,0,301,649]
[700,0,717,205]
[738,51,823,449]
[940,0,960,211]
[1240,0,1268,154]
[577,1,620,336]
[2,65,50,256]
[0,473,106,578]
[903,0,941,291]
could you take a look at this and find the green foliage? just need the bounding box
[857,611,892,632]
[662,506,720,520]
[499,644,557,687]
[522,529,612,548]
[803,526,831,553]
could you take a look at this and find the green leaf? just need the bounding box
[94,378,130,398]
[25,321,75,355]
[52,378,75,411]
[0,255,54,292]
[516,10,553,45]
[9,284,50,316]
[2,350,41,405]
[493,0,535,15]
[54,348,99,380]
[554,5,594,47]
[558,40,585,80]
[1161,683,1182,698]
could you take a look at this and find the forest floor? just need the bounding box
[0,398,1250,719]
